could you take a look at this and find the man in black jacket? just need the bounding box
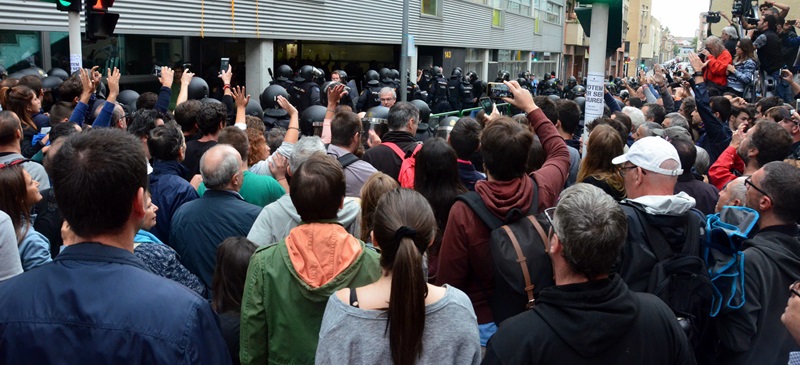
[362,102,419,181]
[715,161,800,365]
[484,183,694,365]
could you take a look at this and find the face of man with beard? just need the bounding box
[737,124,757,165]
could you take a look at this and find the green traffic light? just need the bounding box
[58,0,71,5]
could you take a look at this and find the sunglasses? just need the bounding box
[0,158,29,170]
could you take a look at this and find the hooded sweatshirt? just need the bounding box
[716,224,800,365]
[246,194,361,246]
[483,274,696,365]
[239,223,381,365]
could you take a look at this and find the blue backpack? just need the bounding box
[703,206,759,317]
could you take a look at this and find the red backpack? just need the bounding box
[383,142,422,188]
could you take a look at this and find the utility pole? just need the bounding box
[68,10,82,74]
[399,0,410,101]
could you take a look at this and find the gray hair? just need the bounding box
[200,144,241,190]
[724,176,747,206]
[289,136,326,173]
[665,112,690,131]
[694,146,710,175]
[622,106,646,129]
[638,121,664,138]
[387,101,419,131]
[722,26,740,40]
[379,87,397,99]
[552,183,628,279]
[704,36,724,56]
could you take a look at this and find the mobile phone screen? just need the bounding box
[220,58,230,73]
[479,97,493,114]
[487,82,512,99]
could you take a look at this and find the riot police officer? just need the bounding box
[271,64,294,91]
[379,68,395,92]
[447,68,463,111]
[417,69,432,94]
[357,69,383,112]
[290,65,321,114]
[466,71,485,100]
[260,84,291,130]
[404,69,422,101]
[495,70,511,82]
[427,66,450,114]
[390,69,401,90]
[332,69,360,107]
[460,73,476,109]
[563,76,577,99]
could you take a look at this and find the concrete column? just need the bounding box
[246,38,274,96]
[481,49,490,81]
[409,46,419,85]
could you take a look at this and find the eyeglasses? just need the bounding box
[744,176,771,200]
[543,207,557,237]
[380,98,395,102]
[0,158,29,170]
[791,280,800,298]
[618,164,638,177]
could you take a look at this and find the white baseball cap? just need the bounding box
[611,136,683,176]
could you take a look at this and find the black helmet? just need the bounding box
[465,71,478,83]
[574,96,586,113]
[336,70,348,82]
[451,68,463,78]
[41,76,63,91]
[547,94,560,102]
[518,70,531,79]
[276,64,293,82]
[365,70,380,86]
[260,84,290,117]
[497,70,510,81]
[118,90,140,111]
[201,97,222,105]
[436,116,460,140]
[410,99,431,124]
[567,76,577,86]
[571,85,586,98]
[379,68,392,83]
[312,67,325,84]
[10,67,45,79]
[295,65,314,83]
[517,78,529,88]
[390,69,400,81]
[364,106,390,138]
[431,66,443,77]
[187,77,209,100]
[245,98,264,119]
[47,68,69,81]
[300,105,327,135]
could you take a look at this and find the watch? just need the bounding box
[692,71,703,77]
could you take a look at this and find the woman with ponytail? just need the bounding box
[316,188,480,365]
[0,85,48,158]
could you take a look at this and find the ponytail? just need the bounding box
[387,237,427,365]
[0,86,9,109]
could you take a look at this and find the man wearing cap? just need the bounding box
[612,136,703,292]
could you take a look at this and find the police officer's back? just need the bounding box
[357,70,382,112]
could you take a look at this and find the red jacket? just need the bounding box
[704,50,732,87]
[709,145,745,190]
[433,108,570,324]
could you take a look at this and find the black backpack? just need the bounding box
[457,181,554,325]
[623,203,714,350]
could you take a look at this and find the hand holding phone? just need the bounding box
[479,97,494,114]
[487,82,513,99]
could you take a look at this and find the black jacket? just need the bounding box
[362,131,418,181]
[716,225,800,365]
[483,274,695,365]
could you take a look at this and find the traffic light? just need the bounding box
[640,62,645,68]
[56,0,81,12]
[85,0,119,41]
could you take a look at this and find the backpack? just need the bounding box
[457,180,554,325]
[623,202,714,350]
[383,141,422,189]
[325,145,360,170]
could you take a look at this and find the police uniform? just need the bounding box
[357,84,382,112]
[447,76,463,111]
[460,80,476,109]
[428,76,451,114]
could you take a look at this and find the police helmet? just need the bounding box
[365,70,380,86]
[410,99,431,124]
[436,115,460,140]
[260,84,290,117]
[497,70,510,81]
[301,105,327,136]
[451,68,463,78]
[95,79,107,99]
[518,70,531,79]
[245,98,264,119]
[431,66,443,77]
[517,78,530,88]
[364,106,391,138]
[547,94,560,102]
[295,65,315,83]
[379,68,393,83]
[390,69,400,81]
[276,64,293,82]
[47,68,70,81]
[201,97,222,105]
[187,77,210,100]
[336,70,348,82]
[10,67,45,79]
[571,85,586,98]
[41,76,63,91]
[573,96,586,113]
[619,89,630,100]
[465,71,478,83]
[118,90,140,111]
[312,67,325,84]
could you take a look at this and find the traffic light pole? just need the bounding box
[581,2,609,154]
[68,10,82,74]
[399,0,409,102]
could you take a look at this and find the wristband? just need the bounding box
[223,84,231,90]
[288,127,301,132]
[692,71,703,77]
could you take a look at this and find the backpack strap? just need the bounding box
[456,191,503,231]
[500,225,536,309]
[337,153,360,170]
[382,142,407,160]
[622,201,674,261]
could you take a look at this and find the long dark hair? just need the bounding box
[413,138,466,254]
[212,237,257,314]
[372,189,437,365]
[0,85,38,132]
[0,164,31,242]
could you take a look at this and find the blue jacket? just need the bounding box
[170,189,262,288]
[0,242,231,364]
[149,160,199,245]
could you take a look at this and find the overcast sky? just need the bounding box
[652,0,711,37]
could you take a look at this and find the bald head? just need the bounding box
[715,176,747,213]
[0,110,22,147]
[200,144,243,191]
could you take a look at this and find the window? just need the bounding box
[421,0,440,17]
[545,2,562,24]
[492,9,505,28]
[0,30,42,75]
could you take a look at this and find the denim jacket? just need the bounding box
[726,58,757,93]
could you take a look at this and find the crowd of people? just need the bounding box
[0,21,799,363]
